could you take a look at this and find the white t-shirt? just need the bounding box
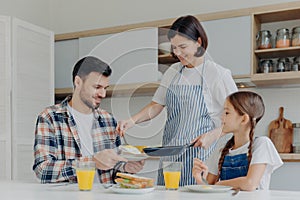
[153,58,238,127]
[68,104,94,156]
[205,136,283,190]
[67,104,100,183]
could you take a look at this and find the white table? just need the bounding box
[0,181,299,200]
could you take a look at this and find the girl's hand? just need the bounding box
[192,158,208,184]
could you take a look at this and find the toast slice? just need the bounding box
[115,172,154,189]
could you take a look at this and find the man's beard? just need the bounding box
[80,91,100,110]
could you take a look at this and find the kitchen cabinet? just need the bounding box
[251,7,300,86]
[0,16,54,181]
[55,39,79,89]
[203,16,251,76]
[55,28,158,101]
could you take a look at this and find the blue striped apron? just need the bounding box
[157,60,216,186]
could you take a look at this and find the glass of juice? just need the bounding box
[75,159,96,191]
[163,161,182,190]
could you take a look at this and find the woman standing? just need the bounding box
[117,15,237,186]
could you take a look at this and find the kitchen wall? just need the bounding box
[0,0,52,30]
[1,0,300,191]
[0,0,299,34]
[49,0,300,34]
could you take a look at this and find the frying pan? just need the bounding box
[143,141,196,156]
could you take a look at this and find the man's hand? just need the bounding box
[124,160,145,174]
[93,149,127,170]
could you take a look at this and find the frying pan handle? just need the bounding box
[188,140,197,147]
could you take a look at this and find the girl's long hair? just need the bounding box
[217,91,265,179]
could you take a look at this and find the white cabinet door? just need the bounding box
[202,16,251,76]
[55,39,79,89]
[11,18,54,181]
[79,28,158,85]
[0,15,12,180]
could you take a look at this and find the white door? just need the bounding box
[0,15,12,180]
[11,18,54,181]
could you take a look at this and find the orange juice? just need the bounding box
[76,169,95,191]
[163,171,181,189]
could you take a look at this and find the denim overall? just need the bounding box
[157,60,215,186]
[220,153,249,180]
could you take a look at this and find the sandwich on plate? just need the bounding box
[115,172,154,189]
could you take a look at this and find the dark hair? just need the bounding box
[217,91,265,179]
[72,56,112,87]
[167,15,208,57]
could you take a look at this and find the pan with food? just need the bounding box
[143,141,196,156]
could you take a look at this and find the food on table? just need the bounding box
[119,145,142,154]
[201,185,213,189]
[134,145,148,153]
[115,172,154,189]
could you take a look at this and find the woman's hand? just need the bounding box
[116,119,135,137]
[192,126,223,149]
[192,158,208,184]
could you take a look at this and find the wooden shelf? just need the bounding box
[254,46,300,59]
[251,71,300,87]
[279,153,300,162]
[251,7,300,87]
[55,75,254,103]
[254,8,300,23]
[55,82,160,101]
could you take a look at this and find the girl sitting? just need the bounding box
[192,91,283,191]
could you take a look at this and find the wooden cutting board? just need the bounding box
[268,107,293,153]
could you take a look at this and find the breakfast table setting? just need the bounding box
[1,180,299,200]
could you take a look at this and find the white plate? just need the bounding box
[184,185,232,193]
[121,153,149,161]
[110,185,155,194]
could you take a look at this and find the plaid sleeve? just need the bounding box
[32,113,76,183]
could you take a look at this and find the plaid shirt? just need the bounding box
[33,96,123,183]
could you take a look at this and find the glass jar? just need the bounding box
[257,59,264,73]
[276,28,290,48]
[259,60,272,73]
[292,56,300,71]
[276,58,286,72]
[256,30,272,49]
[277,57,292,72]
[292,26,300,46]
[293,123,300,153]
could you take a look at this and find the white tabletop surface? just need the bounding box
[0,181,299,200]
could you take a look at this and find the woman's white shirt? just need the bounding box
[205,136,283,189]
[153,58,237,127]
